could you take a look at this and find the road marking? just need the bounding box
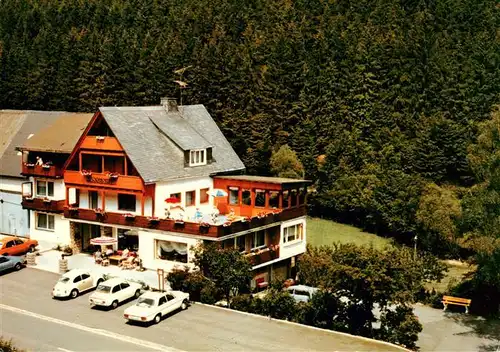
[0,304,184,352]
[57,348,74,352]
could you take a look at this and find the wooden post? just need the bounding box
[65,187,70,206]
[101,156,105,173]
[101,191,105,210]
[79,152,82,171]
[264,191,269,208]
[141,193,145,216]
[278,192,283,209]
[124,156,128,176]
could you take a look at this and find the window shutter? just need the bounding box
[207,147,213,164]
[184,151,190,167]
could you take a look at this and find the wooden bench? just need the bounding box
[108,255,125,266]
[442,295,472,313]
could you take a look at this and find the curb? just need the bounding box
[193,302,412,352]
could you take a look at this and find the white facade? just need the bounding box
[78,189,153,216]
[29,211,71,246]
[138,230,200,271]
[154,177,215,219]
[30,176,65,200]
[0,176,23,193]
[279,216,307,260]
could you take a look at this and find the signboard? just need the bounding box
[22,182,32,197]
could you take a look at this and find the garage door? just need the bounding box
[0,191,29,237]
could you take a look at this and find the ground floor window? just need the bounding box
[36,212,54,231]
[156,240,188,263]
[118,228,139,251]
[283,223,303,243]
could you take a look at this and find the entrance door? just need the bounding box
[89,191,98,210]
[80,223,101,252]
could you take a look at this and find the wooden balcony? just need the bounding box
[21,163,63,178]
[81,136,123,151]
[246,247,280,266]
[64,170,144,192]
[22,197,65,213]
[63,205,307,239]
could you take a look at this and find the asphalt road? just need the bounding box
[0,268,403,352]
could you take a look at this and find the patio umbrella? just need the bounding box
[165,197,181,204]
[90,236,117,245]
[208,189,228,197]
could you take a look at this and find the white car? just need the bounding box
[124,290,190,324]
[52,269,105,299]
[89,278,143,309]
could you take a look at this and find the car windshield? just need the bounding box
[136,298,155,308]
[96,285,111,293]
[58,277,70,283]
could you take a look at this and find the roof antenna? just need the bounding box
[173,65,192,107]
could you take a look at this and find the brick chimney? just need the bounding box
[161,97,178,112]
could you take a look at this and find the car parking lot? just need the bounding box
[1,268,403,352]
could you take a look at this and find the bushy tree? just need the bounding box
[193,243,252,307]
[270,145,305,179]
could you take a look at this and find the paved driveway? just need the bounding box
[414,303,500,351]
[0,268,404,352]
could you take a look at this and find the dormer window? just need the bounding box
[190,149,206,166]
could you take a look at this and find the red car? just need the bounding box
[0,237,38,256]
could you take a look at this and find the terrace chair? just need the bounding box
[120,256,135,270]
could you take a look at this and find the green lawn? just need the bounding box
[306,217,393,250]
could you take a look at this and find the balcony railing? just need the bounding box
[81,136,123,151]
[246,247,280,266]
[22,197,65,213]
[63,205,307,238]
[64,170,143,192]
[21,163,63,178]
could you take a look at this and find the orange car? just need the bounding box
[0,237,38,256]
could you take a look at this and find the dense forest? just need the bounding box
[1,0,499,254]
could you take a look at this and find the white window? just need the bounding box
[251,230,266,250]
[283,224,303,243]
[156,240,188,263]
[36,213,55,231]
[234,235,246,253]
[189,149,206,166]
[36,180,54,197]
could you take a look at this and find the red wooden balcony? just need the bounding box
[246,246,280,266]
[81,136,123,151]
[64,170,144,192]
[21,163,63,178]
[63,205,307,239]
[22,197,65,213]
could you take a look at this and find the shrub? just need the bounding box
[0,338,25,352]
[200,281,221,304]
[231,294,254,313]
[261,290,297,320]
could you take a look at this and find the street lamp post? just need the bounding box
[414,235,418,260]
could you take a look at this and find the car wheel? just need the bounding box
[111,300,119,309]
[3,253,9,256]
[96,278,103,286]
[154,314,161,324]
[181,299,189,310]
[70,289,79,299]
[29,245,36,253]
[14,263,22,271]
[134,290,141,298]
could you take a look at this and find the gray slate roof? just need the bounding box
[99,105,245,183]
[0,110,70,178]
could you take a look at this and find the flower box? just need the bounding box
[96,136,106,141]
[200,222,210,228]
[24,197,34,202]
[147,217,160,224]
[25,163,35,168]
[174,219,185,225]
[94,208,105,216]
[223,221,232,227]
[81,170,92,178]
[42,197,51,203]
[123,213,135,220]
[42,164,51,170]
[108,172,119,181]
[241,216,252,223]
[68,207,79,213]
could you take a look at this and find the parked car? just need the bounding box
[0,237,38,256]
[123,291,190,324]
[285,285,319,302]
[52,269,105,299]
[0,255,26,274]
[89,278,143,309]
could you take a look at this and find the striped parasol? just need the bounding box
[90,236,117,245]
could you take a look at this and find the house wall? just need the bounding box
[0,176,29,237]
[31,177,65,200]
[279,216,307,260]
[138,230,200,271]
[30,211,71,245]
[154,177,214,219]
[78,190,152,216]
